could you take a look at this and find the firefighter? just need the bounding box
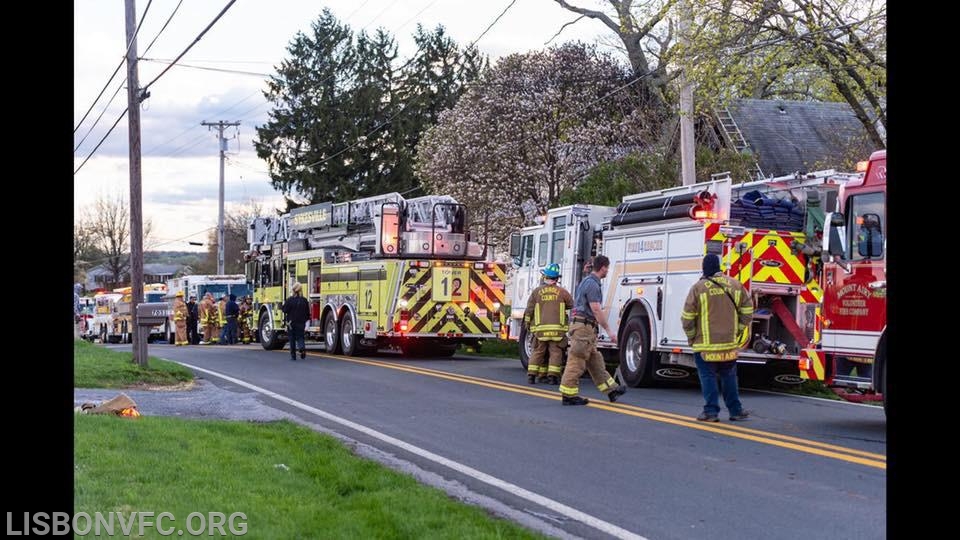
[523,263,574,385]
[559,255,626,406]
[681,253,754,422]
[172,291,189,346]
[199,292,215,344]
[238,296,253,344]
[215,294,227,344]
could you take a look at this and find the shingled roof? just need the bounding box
[727,98,872,176]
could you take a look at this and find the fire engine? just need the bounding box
[801,150,887,411]
[506,168,862,389]
[244,192,507,356]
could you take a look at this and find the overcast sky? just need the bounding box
[73,0,613,253]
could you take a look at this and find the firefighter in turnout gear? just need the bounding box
[523,263,574,385]
[239,296,253,344]
[215,295,227,344]
[559,255,626,405]
[199,293,216,344]
[681,254,754,422]
[172,291,189,346]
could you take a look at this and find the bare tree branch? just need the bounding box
[545,14,586,45]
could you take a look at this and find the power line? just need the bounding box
[140,58,270,77]
[362,0,400,31]
[141,0,239,95]
[344,0,373,23]
[74,82,125,152]
[395,0,441,33]
[74,109,128,175]
[141,0,184,56]
[74,0,153,134]
[470,0,518,47]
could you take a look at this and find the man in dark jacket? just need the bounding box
[186,295,200,345]
[224,294,240,345]
[282,282,311,360]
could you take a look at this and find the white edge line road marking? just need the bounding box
[178,361,648,540]
[742,387,883,408]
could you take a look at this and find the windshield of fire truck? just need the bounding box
[846,191,885,260]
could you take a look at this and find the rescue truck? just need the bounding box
[164,274,252,341]
[506,168,861,388]
[91,291,123,343]
[802,150,887,411]
[244,192,507,356]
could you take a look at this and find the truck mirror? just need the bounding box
[823,212,846,259]
[857,212,884,258]
[509,234,521,257]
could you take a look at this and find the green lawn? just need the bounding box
[462,339,520,359]
[74,339,194,388]
[75,416,544,539]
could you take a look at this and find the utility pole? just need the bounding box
[679,0,696,186]
[202,120,240,274]
[125,0,148,366]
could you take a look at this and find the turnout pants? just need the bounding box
[174,321,188,346]
[559,322,617,398]
[528,338,564,378]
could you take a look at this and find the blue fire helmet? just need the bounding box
[541,263,561,279]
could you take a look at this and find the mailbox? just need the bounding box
[136,302,172,326]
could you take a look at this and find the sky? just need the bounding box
[73,0,614,253]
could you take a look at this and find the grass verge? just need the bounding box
[75,416,543,539]
[461,339,519,359]
[74,339,194,389]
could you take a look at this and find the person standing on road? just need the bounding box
[224,294,240,345]
[239,296,253,344]
[172,291,189,346]
[559,255,626,406]
[199,293,215,344]
[282,282,310,361]
[681,253,754,422]
[186,295,199,345]
[523,263,574,385]
[216,295,228,344]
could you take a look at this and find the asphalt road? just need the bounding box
[118,343,886,540]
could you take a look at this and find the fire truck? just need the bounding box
[244,192,507,356]
[89,284,168,343]
[801,150,887,411]
[506,168,861,388]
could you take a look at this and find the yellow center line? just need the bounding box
[285,350,886,470]
[331,355,886,462]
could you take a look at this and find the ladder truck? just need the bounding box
[245,192,507,357]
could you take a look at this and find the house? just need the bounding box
[83,263,184,290]
[716,98,876,178]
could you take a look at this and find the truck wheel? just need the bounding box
[619,315,654,387]
[259,313,281,350]
[518,326,534,371]
[324,314,342,354]
[340,316,357,356]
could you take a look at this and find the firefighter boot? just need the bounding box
[537,375,550,384]
[562,395,589,406]
[546,375,560,385]
[607,385,626,403]
[527,374,537,384]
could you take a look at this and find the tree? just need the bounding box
[82,192,153,289]
[553,0,678,113]
[416,43,649,247]
[74,215,104,284]
[674,0,886,148]
[255,9,482,204]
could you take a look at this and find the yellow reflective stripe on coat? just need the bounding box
[699,293,710,346]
